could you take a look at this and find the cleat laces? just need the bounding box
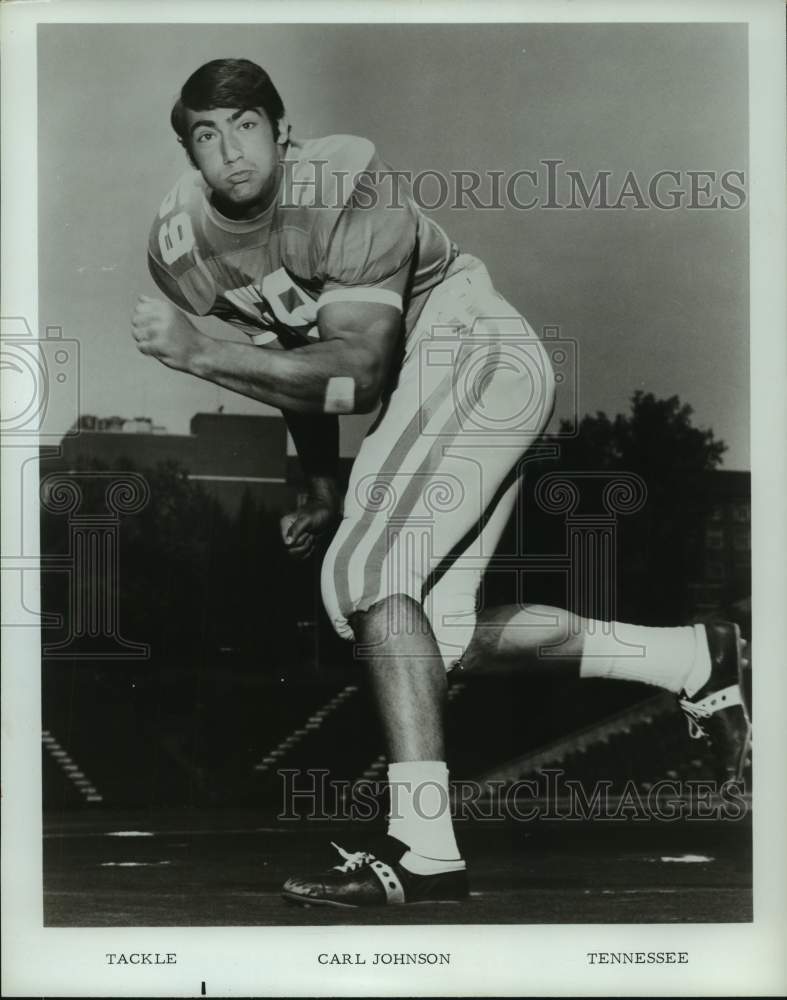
[678,683,743,740]
[678,698,709,739]
[330,842,375,873]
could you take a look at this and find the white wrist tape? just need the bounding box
[324,376,356,414]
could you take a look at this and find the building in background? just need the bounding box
[43,411,295,515]
[687,469,751,620]
[41,411,750,619]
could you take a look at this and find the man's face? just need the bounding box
[185,106,282,214]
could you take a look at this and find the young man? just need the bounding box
[134,58,751,908]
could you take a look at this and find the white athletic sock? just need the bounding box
[386,761,462,872]
[683,625,712,696]
[399,850,466,875]
[580,621,711,695]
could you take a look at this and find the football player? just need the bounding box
[134,58,751,908]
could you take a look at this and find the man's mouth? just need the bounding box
[227,170,253,184]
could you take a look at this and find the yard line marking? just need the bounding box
[252,684,360,773]
[656,854,714,863]
[100,861,172,867]
[601,888,679,894]
[41,730,104,803]
[45,826,295,840]
[105,831,155,837]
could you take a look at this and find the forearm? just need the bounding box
[191,337,380,414]
[284,409,340,484]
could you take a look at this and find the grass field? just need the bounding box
[43,804,752,927]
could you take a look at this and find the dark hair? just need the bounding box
[170,59,287,153]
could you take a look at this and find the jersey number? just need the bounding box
[158,212,195,266]
[223,271,316,327]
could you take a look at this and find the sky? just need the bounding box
[38,21,749,466]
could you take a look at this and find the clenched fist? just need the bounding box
[131,295,212,373]
[280,481,342,561]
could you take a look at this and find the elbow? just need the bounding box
[353,384,382,414]
[352,357,386,414]
[354,398,380,415]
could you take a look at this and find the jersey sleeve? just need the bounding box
[147,176,217,316]
[147,252,200,314]
[317,151,417,312]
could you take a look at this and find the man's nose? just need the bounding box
[221,133,242,164]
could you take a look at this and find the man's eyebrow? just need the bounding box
[189,118,217,135]
[189,108,261,135]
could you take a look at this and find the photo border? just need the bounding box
[2,1,785,996]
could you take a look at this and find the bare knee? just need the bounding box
[350,593,427,644]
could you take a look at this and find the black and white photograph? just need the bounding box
[2,1,785,996]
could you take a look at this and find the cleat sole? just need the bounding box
[282,891,358,909]
[733,625,752,782]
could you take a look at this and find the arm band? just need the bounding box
[317,287,403,311]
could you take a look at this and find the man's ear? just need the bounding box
[276,116,291,145]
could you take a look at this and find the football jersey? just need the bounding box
[147,134,458,347]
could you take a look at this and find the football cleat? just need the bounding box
[678,621,752,783]
[281,835,468,908]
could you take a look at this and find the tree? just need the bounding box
[554,391,726,478]
[489,392,728,624]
